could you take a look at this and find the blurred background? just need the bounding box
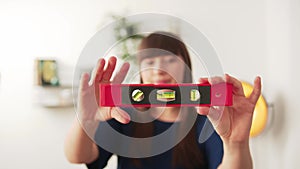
[0,0,299,168]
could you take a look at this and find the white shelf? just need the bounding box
[33,86,76,108]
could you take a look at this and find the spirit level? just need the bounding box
[99,83,233,107]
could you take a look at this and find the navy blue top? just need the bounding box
[86,110,223,169]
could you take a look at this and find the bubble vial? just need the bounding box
[190,89,200,101]
[156,89,176,102]
[132,89,144,102]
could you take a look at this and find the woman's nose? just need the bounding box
[153,62,167,74]
[153,68,166,75]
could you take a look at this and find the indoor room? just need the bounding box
[0,0,299,168]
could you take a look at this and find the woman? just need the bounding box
[64,32,261,169]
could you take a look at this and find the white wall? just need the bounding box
[0,0,299,168]
[0,1,122,169]
[250,0,300,168]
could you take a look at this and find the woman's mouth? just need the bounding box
[154,80,170,84]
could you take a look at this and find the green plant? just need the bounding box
[111,15,144,62]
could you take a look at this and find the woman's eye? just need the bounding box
[142,59,154,66]
[166,58,176,63]
[146,61,154,65]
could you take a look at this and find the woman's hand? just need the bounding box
[197,74,261,169]
[65,56,131,164]
[77,57,131,128]
[197,74,261,143]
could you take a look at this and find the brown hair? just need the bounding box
[131,32,206,168]
[137,31,193,83]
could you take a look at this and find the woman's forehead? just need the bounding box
[137,48,176,57]
[141,55,179,60]
[137,49,181,61]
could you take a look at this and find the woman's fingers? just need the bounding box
[80,72,90,91]
[198,77,209,84]
[208,76,225,85]
[90,57,129,85]
[197,106,223,121]
[224,74,245,96]
[197,106,225,129]
[89,59,105,85]
[196,106,209,115]
[199,76,225,85]
[94,59,106,83]
[111,107,131,124]
[95,107,130,124]
[207,106,224,124]
[249,76,262,104]
[101,57,117,83]
[112,62,130,84]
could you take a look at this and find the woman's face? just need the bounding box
[140,55,186,84]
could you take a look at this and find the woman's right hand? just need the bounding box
[77,56,131,126]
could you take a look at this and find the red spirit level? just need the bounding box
[99,83,233,107]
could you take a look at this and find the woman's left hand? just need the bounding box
[197,74,261,143]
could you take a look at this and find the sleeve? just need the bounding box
[86,119,122,169]
[204,131,224,169]
[86,146,113,169]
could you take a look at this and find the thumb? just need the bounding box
[111,107,131,124]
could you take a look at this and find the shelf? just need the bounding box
[33,85,76,108]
